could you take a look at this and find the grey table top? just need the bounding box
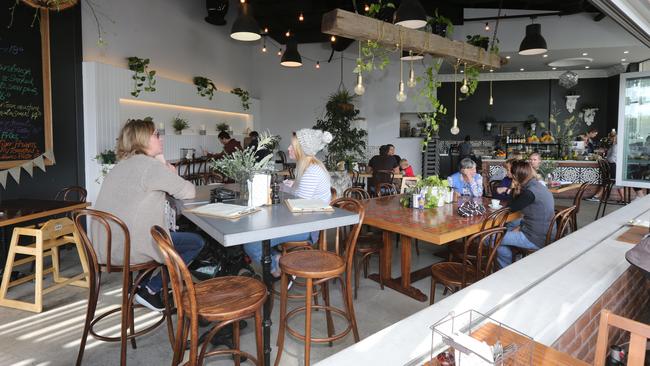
[175,184,360,246]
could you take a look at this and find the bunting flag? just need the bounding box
[33,155,46,172]
[0,151,56,188]
[8,167,21,184]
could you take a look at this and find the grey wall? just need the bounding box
[0,3,84,199]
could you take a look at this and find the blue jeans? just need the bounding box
[496,228,539,269]
[147,231,205,292]
[243,232,314,274]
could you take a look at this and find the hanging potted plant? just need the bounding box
[172,115,189,135]
[216,122,230,133]
[193,76,217,100]
[427,9,454,38]
[127,57,156,97]
[466,35,490,50]
[326,89,356,113]
[230,88,250,110]
[362,0,395,22]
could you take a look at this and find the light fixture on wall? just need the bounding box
[450,62,460,135]
[518,19,548,55]
[230,2,261,41]
[280,40,302,67]
[396,34,407,102]
[395,0,427,29]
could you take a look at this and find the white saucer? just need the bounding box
[489,204,503,210]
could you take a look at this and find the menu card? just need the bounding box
[185,203,259,219]
[285,199,334,213]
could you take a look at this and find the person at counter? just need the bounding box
[586,128,599,154]
[94,119,205,311]
[496,160,555,268]
[207,131,242,159]
[459,135,474,161]
[447,158,483,198]
[244,128,333,278]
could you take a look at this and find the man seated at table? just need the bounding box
[206,132,242,159]
[387,144,401,167]
[447,158,483,198]
[367,145,399,194]
[528,151,543,181]
[246,130,272,162]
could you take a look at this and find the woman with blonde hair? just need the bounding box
[94,118,204,311]
[244,128,333,277]
[495,160,555,268]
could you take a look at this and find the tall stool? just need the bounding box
[275,198,364,366]
[73,209,171,366]
[151,226,266,366]
[0,217,90,312]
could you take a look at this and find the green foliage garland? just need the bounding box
[193,77,217,100]
[127,57,156,97]
[230,88,250,110]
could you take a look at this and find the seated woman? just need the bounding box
[495,160,555,268]
[447,158,483,198]
[244,128,333,278]
[492,158,515,201]
[94,118,205,312]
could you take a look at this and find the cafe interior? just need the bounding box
[1,0,650,365]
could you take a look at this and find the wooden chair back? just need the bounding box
[277,150,287,165]
[489,180,502,197]
[343,187,371,200]
[55,186,87,202]
[573,182,592,209]
[373,169,394,184]
[399,177,418,193]
[594,309,650,366]
[377,183,398,197]
[351,171,364,187]
[544,205,576,246]
[288,167,296,179]
[460,226,507,286]
[73,208,131,273]
[39,217,76,240]
[202,171,224,185]
[480,207,511,230]
[330,198,365,279]
[150,225,199,365]
[597,157,611,184]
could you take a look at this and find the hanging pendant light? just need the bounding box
[395,0,427,29]
[450,63,460,135]
[518,21,548,55]
[407,61,416,88]
[354,42,365,95]
[396,34,407,102]
[460,64,469,94]
[280,40,302,67]
[230,2,261,41]
[489,79,494,105]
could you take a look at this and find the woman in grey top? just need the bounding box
[496,160,555,268]
[94,119,204,311]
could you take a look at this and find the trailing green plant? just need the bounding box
[459,64,480,100]
[489,37,500,54]
[209,132,278,183]
[466,34,490,50]
[416,59,447,150]
[354,40,391,75]
[230,88,250,110]
[427,9,454,37]
[216,122,230,132]
[193,76,217,100]
[314,89,367,169]
[127,57,156,97]
[364,0,395,19]
[172,115,189,133]
[95,149,116,165]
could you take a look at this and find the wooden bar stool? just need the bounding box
[0,217,90,312]
[151,226,266,366]
[73,209,171,366]
[275,198,364,366]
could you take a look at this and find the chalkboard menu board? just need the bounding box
[0,6,53,169]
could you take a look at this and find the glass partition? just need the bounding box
[617,72,650,189]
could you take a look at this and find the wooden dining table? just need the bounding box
[548,183,582,194]
[362,195,520,302]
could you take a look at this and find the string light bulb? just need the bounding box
[285,30,290,37]
[330,35,336,42]
[354,74,365,95]
[364,4,370,12]
[485,22,490,31]
[315,61,320,69]
[277,49,282,56]
[263,27,268,33]
[262,45,267,52]
[299,13,304,22]
[396,82,407,102]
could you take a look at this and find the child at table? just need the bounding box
[244,128,333,278]
[400,159,415,177]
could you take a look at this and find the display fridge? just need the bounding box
[617,71,650,189]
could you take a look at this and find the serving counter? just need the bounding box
[316,196,650,366]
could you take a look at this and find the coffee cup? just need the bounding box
[490,199,500,208]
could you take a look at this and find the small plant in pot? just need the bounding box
[327,89,355,112]
[172,115,189,135]
[216,122,230,133]
[362,0,395,21]
[466,35,490,50]
[427,9,453,38]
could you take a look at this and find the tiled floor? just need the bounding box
[0,199,624,365]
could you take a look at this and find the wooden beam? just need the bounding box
[321,8,506,69]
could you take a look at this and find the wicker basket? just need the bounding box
[21,0,78,11]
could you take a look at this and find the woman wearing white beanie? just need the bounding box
[244,128,333,277]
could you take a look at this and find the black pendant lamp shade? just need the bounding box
[518,23,548,55]
[281,41,302,67]
[230,3,261,41]
[395,0,427,29]
[204,0,229,26]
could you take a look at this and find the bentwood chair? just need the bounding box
[448,207,511,263]
[377,183,398,197]
[275,198,364,366]
[430,226,507,304]
[370,170,394,197]
[151,226,266,366]
[594,309,650,366]
[343,187,384,298]
[595,158,614,220]
[73,209,171,366]
[511,205,577,261]
[555,182,591,231]
[55,186,88,202]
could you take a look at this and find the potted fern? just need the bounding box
[172,115,189,135]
